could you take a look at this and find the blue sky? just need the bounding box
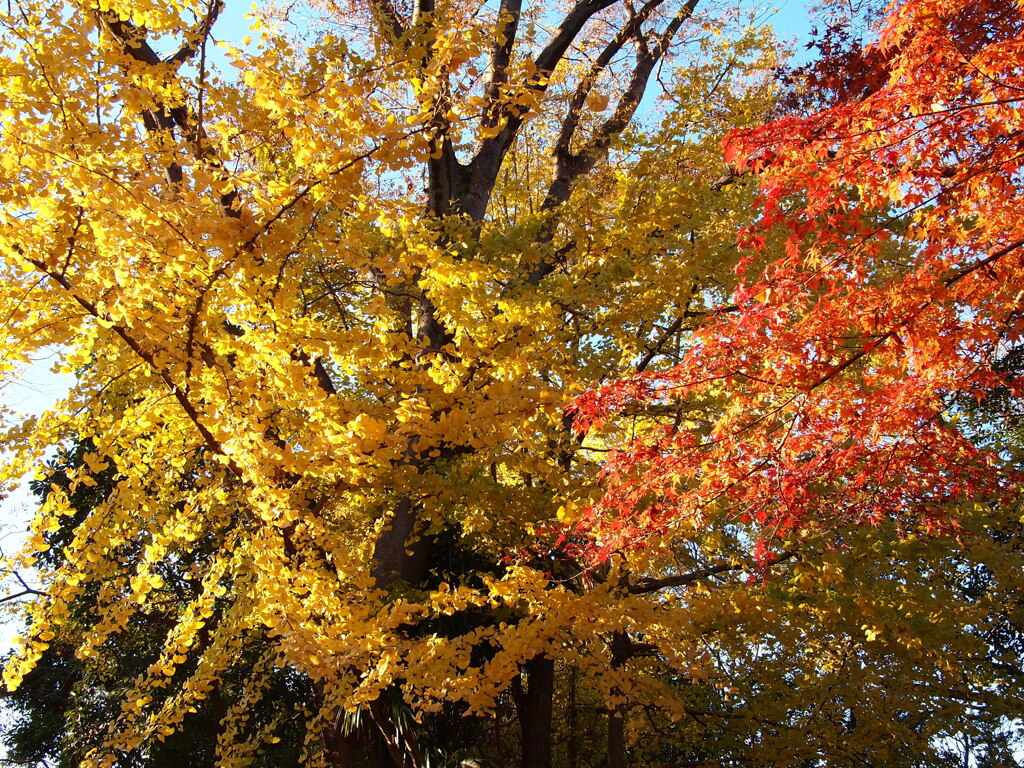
[769,0,816,46]
[210,0,817,60]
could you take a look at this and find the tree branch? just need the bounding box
[369,0,408,42]
[525,0,699,284]
[163,0,225,69]
[464,0,623,220]
[533,0,623,78]
[552,0,667,164]
[16,249,247,482]
[481,0,523,126]
[626,550,797,594]
[635,315,686,373]
[0,588,46,605]
[98,7,240,217]
[548,0,698,209]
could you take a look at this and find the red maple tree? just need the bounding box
[572,0,1024,560]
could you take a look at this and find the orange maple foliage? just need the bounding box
[572,0,1024,559]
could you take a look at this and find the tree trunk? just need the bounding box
[607,709,625,768]
[513,656,555,768]
[607,631,629,768]
[567,666,579,768]
[371,495,432,588]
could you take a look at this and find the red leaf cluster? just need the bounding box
[572,0,1024,562]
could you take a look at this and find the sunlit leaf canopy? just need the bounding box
[0,0,1021,766]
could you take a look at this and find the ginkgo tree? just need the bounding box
[1,0,1022,766]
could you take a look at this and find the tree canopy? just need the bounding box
[0,0,1022,766]
[575,0,1024,556]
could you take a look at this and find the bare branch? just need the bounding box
[553,0,667,164]
[0,588,46,605]
[524,0,699,284]
[635,315,686,373]
[1,569,47,604]
[533,0,623,78]
[946,238,1024,286]
[626,550,797,594]
[163,0,224,68]
[482,0,524,128]
[464,0,623,220]
[548,0,699,209]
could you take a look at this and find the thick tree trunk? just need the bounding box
[567,666,579,768]
[607,709,625,768]
[371,495,432,588]
[607,631,629,768]
[324,716,391,768]
[513,656,555,768]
